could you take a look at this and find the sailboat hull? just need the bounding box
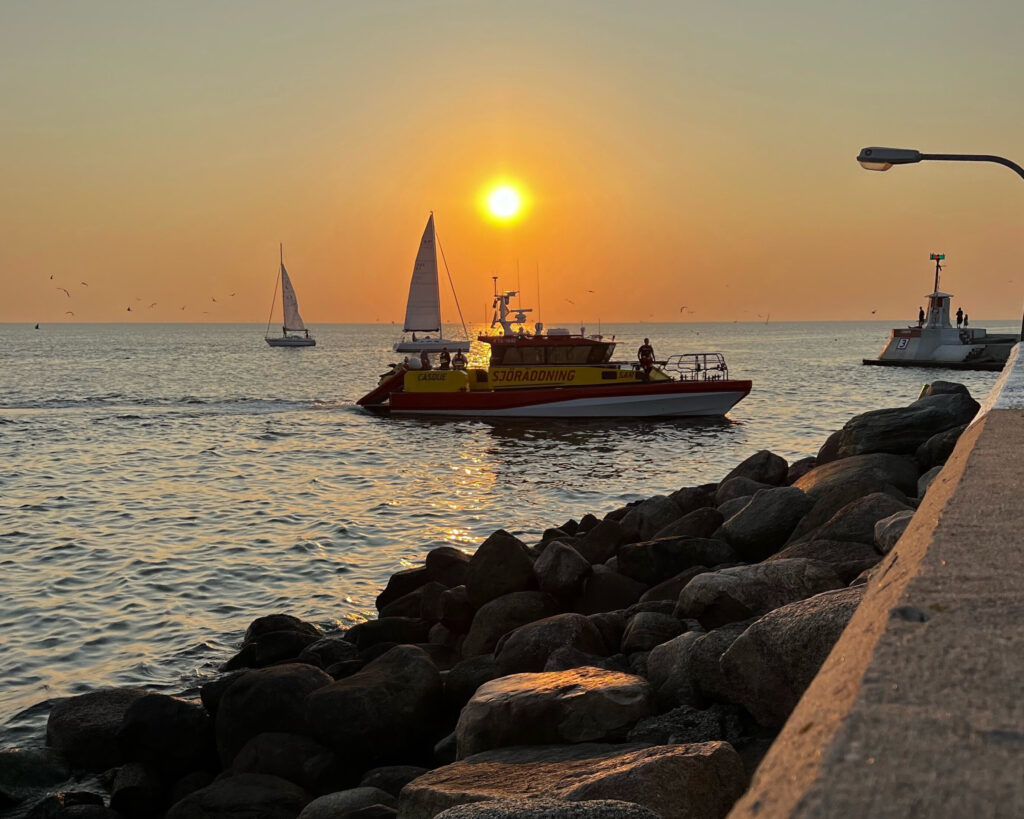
[266,337,316,348]
[393,338,471,353]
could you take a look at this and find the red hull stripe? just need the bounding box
[389,379,752,411]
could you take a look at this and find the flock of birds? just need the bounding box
[45,274,237,319]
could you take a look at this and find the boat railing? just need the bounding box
[660,352,730,381]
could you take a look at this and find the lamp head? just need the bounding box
[857,147,922,171]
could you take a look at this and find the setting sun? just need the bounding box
[487,185,522,220]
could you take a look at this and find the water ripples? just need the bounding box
[0,320,1011,746]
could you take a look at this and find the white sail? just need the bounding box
[280,264,306,331]
[403,214,442,333]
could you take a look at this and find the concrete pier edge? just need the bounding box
[730,344,1024,818]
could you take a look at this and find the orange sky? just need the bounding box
[4,1,1024,324]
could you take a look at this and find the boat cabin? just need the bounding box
[483,335,616,366]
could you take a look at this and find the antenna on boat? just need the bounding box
[536,262,541,325]
[930,252,945,293]
[265,244,282,339]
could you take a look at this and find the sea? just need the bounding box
[0,320,1013,749]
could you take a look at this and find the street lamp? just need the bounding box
[857,146,1024,342]
[857,147,1024,180]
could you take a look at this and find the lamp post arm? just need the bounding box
[919,153,1024,182]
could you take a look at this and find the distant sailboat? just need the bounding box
[265,245,316,348]
[393,214,469,353]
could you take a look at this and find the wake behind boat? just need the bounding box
[360,286,751,418]
[265,245,316,348]
[393,214,470,353]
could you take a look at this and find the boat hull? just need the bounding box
[266,337,316,347]
[393,338,471,353]
[385,379,751,418]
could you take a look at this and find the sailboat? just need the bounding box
[393,214,470,353]
[265,245,316,347]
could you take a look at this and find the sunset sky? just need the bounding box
[5,0,1024,324]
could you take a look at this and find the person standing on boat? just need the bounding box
[638,337,655,380]
[956,307,964,328]
[438,347,451,370]
[964,312,969,327]
[452,350,467,370]
[918,306,925,327]
[420,350,432,370]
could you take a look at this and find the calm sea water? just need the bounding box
[0,320,1012,748]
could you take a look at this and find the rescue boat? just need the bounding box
[357,288,752,418]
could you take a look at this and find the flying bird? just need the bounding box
[679,306,688,313]
[57,287,70,297]
[871,309,877,314]
[65,311,74,316]
[49,275,54,280]
[80,281,89,286]
[181,306,186,310]
[211,297,217,303]
[229,292,236,297]
[149,302,158,308]
[127,306,132,312]
[565,299,575,305]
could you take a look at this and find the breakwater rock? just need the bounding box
[7,382,977,818]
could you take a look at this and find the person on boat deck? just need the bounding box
[956,307,964,328]
[637,338,655,379]
[420,350,432,369]
[964,313,969,327]
[918,306,925,327]
[412,333,417,342]
[452,350,467,369]
[438,347,451,370]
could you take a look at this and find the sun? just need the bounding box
[487,185,521,220]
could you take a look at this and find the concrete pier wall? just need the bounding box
[730,345,1024,818]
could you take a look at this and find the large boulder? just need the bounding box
[721,450,789,487]
[715,477,772,507]
[297,786,396,818]
[767,539,881,583]
[401,742,745,819]
[306,646,442,767]
[792,453,920,499]
[0,747,71,808]
[617,537,737,586]
[835,392,979,458]
[793,492,912,546]
[571,567,647,615]
[626,702,747,746]
[345,617,432,651]
[874,509,916,555]
[109,762,164,818]
[230,731,332,787]
[785,479,909,543]
[440,586,475,634]
[915,423,968,471]
[215,663,332,766]
[650,507,724,541]
[434,798,660,818]
[298,636,361,669]
[618,496,683,541]
[718,486,814,561]
[466,531,537,608]
[359,765,430,798]
[620,612,685,653]
[675,559,844,629]
[118,692,215,778]
[45,688,149,772]
[573,520,633,565]
[494,614,607,675]
[668,484,718,516]
[646,621,751,708]
[426,546,472,587]
[444,655,501,713]
[165,772,308,819]
[377,567,433,611]
[379,581,449,620]
[786,457,817,485]
[455,668,652,757]
[639,565,716,603]
[918,465,943,499]
[720,586,864,726]
[534,542,592,598]
[462,591,560,657]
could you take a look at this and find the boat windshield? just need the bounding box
[489,340,614,366]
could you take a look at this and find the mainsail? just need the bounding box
[403,214,442,333]
[280,265,307,332]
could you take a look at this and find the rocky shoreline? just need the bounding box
[0,382,980,819]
